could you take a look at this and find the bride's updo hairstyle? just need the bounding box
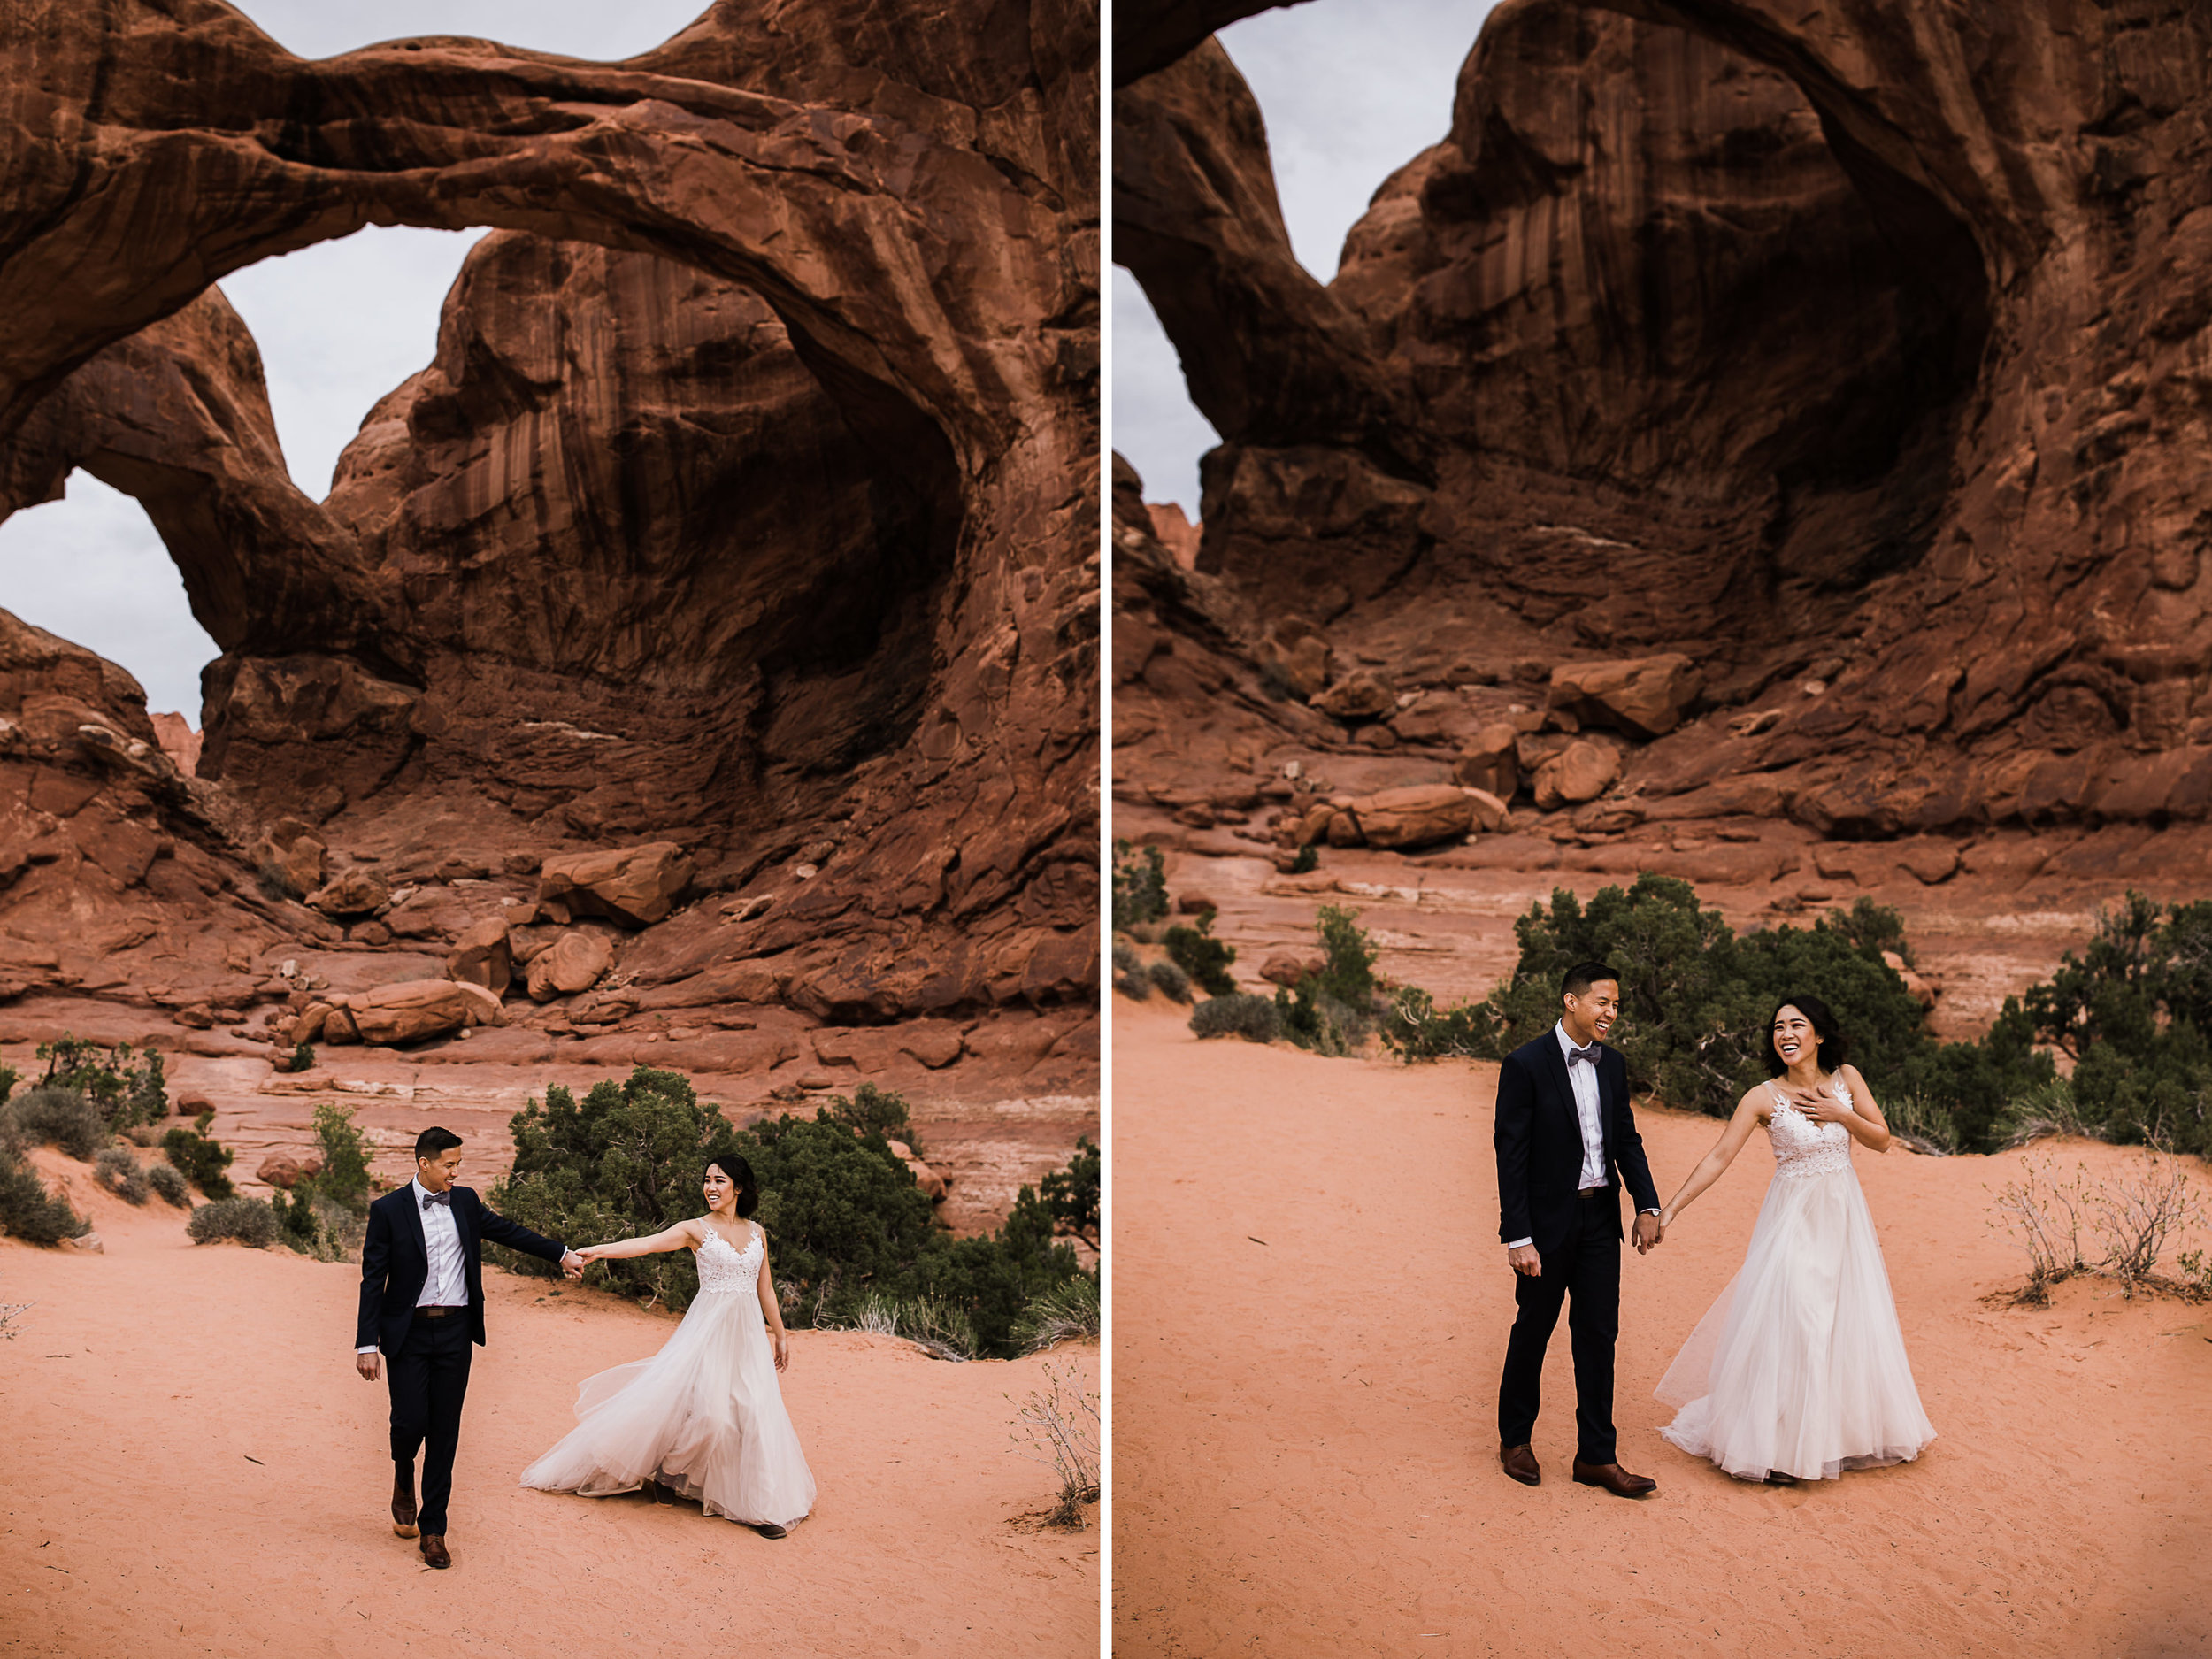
[1763,995,1848,1076]
[705,1154,760,1218]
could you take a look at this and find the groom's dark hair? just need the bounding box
[415,1125,465,1164]
[1561,961,1620,999]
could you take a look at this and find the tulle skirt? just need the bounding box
[1655,1164,1936,1481]
[519,1286,816,1527]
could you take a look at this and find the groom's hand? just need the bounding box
[560,1248,586,1279]
[1632,1214,1663,1254]
[1507,1243,1542,1277]
[356,1351,380,1381]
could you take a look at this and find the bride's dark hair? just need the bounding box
[1763,995,1847,1076]
[704,1154,760,1219]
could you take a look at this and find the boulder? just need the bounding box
[382,886,477,940]
[525,931,617,1001]
[1325,809,1363,848]
[446,916,514,996]
[1548,656,1704,739]
[305,868,390,918]
[338,979,476,1046]
[1256,618,1333,700]
[257,1153,303,1188]
[1311,670,1396,721]
[1532,742,1623,810]
[1290,803,1336,848]
[1898,843,1962,885]
[1463,787,1513,833]
[1452,723,1521,799]
[1261,950,1324,987]
[1175,891,1217,915]
[887,1139,949,1201]
[289,1002,337,1045]
[449,979,506,1027]
[1345,784,1476,850]
[174,1093,211,1118]
[536,842,695,927]
[323,1007,360,1044]
[250,827,326,897]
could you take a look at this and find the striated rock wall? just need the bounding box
[0,0,1100,1155]
[1114,0,2212,848]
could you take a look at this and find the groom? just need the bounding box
[354,1126,583,1568]
[1494,961,1664,1498]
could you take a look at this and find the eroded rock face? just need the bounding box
[0,0,1100,1069]
[1114,0,2212,847]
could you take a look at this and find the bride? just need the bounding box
[1652,995,1936,1484]
[519,1155,816,1535]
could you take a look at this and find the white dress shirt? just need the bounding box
[356,1179,468,1354]
[1505,1023,1659,1251]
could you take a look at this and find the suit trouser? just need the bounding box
[387,1311,472,1534]
[1497,1198,1621,1464]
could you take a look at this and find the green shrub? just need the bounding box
[1291,844,1320,874]
[1009,1272,1101,1355]
[163,1115,236,1200]
[1111,941,1142,977]
[1310,905,1381,1006]
[94,1146,148,1204]
[34,1035,165,1129]
[270,1185,364,1260]
[1147,958,1191,1002]
[490,1065,749,1311]
[1041,1135,1100,1249]
[1380,875,2058,1154]
[1112,840,1170,933]
[146,1161,189,1207]
[0,1087,107,1161]
[1114,970,1153,1001]
[0,1145,91,1244]
[290,1041,316,1075]
[1190,992,1280,1043]
[491,1067,1083,1355]
[2015,893,2212,1156]
[0,1064,15,1105]
[187,1196,278,1248]
[1165,912,1237,996]
[1275,982,1371,1056]
[310,1100,373,1213]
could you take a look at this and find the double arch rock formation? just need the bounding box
[1114,0,2212,846]
[0,0,1099,1054]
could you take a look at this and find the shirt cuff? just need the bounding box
[356,1344,377,1354]
[1640,1208,1662,1216]
[1504,1237,1532,1250]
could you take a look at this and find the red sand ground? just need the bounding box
[1111,998,2212,1658]
[0,1162,1097,1658]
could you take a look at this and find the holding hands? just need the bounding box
[561,1248,588,1279]
[1632,1212,1664,1254]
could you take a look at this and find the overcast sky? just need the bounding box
[1112,0,1498,514]
[0,0,710,721]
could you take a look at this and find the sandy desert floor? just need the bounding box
[0,1170,1098,1659]
[1111,999,2212,1659]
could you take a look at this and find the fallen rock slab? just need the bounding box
[1346,784,1476,850]
[1548,655,1703,739]
[537,842,695,927]
[335,980,476,1046]
[525,931,616,1001]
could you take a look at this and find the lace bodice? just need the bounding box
[1766,1079,1854,1179]
[696,1223,764,1295]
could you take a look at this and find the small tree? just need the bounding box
[1111,840,1170,933]
[1041,1136,1099,1249]
[1165,910,1237,996]
[35,1036,166,1130]
[163,1110,235,1199]
[310,1100,373,1213]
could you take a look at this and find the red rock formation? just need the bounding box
[1114,0,2212,848]
[0,0,1100,1189]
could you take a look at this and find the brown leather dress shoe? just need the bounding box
[419,1533,450,1569]
[1572,1460,1657,1498]
[1499,1443,1540,1487]
[391,1477,419,1539]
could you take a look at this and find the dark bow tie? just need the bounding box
[1566,1042,1601,1069]
[420,1189,452,1209]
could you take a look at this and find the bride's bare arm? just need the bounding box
[576,1219,703,1262]
[755,1233,790,1371]
[1660,1088,1768,1227]
[1798,1064,1893,1151]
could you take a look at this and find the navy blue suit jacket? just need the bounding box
[355,1184,565,1354]
[1493,1032,1661,1257]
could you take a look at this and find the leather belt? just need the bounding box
[413,1305,467,1320]
[1576,1187,1609,1201]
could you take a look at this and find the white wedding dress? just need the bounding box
[1655,1076,1936,1481]
[520,1221,816,1527]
